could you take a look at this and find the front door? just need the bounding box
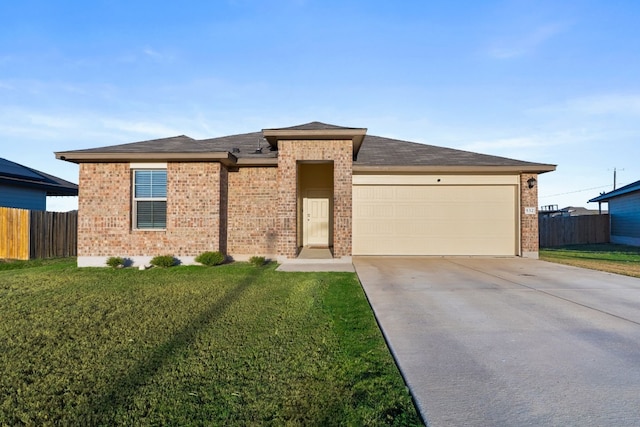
[303,191,330,247]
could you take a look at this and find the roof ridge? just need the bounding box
[263,122,365,131]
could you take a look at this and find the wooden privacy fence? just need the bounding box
[0,207,30,259]
[0,207,77,260]
[539,214,609,247]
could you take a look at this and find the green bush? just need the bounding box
[249,256,266,267]
[195,251,225,266]
[150,255,177,268]
[106,256,125,268]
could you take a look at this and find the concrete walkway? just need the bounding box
[354,256,640,426]
[276,248,355,272]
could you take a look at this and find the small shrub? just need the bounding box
[150,255,177,268]
[106,256,125,268]
[195,251,225,266]
[249,256,266,267]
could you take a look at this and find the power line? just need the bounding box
[539,183,620,199]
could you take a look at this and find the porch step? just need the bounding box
[276,247,354,272]
[297,247,333,259]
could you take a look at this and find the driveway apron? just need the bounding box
[354,257,640,426]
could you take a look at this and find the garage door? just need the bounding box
[353,181,518,256]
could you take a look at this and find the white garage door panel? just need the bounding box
[353,185,517,255]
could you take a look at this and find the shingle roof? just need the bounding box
[355,134,546,167]
[56,122,555,172]
[60,132,276,159]
[0,158,78,196]
[589,179,640,203]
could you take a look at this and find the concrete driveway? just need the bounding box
[354,257,640,426]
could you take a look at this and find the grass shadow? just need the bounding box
[88,267,262,420]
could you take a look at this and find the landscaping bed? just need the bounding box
[0,258,421,426]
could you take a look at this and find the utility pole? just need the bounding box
[613,167,625,190]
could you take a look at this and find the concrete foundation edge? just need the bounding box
[77,256,199,268]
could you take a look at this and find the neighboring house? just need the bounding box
[55,122,556,267]
[539,205,604,218]
[0,158,78,210]
[589,180,640,246]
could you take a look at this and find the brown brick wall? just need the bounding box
[78,163,132,257]
[520,173,539,256]
[78,162,223,258]
[277,140,353,258]
[166,162,222,255]
[227,167,279,256]
[219,165,228,254]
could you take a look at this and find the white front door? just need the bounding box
[303,192,330,247]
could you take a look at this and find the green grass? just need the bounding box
[0,258,421,426]
[540,243,640,278]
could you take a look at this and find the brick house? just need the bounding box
[56,122,555,267]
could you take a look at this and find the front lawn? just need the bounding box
[540,243,640,278]
[0,259,421,426]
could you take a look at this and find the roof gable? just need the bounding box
[265,121,365,131]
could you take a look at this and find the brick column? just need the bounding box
[520,173,539,258]
[277,140,353,259]
[277,142,298,259]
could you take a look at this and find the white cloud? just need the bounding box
[461,136,546,152]
[100,118,184,137]
[454,126,606,164]
[27,113,79,129]
[142,47,174,62]
[487,23,566,59]
[561,94,640,116]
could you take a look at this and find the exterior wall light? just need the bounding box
[527,177,537,189]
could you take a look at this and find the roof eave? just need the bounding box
[589,186,640,203]
[0,177,78,196]
[55,151,238,166]
[353,164,557,174]
[589,195,607,203]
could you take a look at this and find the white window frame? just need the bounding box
[132,168,167,230]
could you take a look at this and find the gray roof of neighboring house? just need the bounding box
[0,158,78,196]
[589,179,640,203]
[56,121,556,172]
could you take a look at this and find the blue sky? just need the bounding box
[1,0,639,211]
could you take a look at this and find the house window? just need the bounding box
[133,169,167,229]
